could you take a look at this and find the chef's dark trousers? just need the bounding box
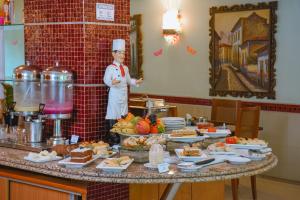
[105,119,120,146]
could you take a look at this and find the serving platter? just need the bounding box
[24,155,62,163]
[227,156,251,165]
[96,158,134,173]
[166,134,208,143]
[175,149,208,162]
[228,144,268,150]
[58,154,101,168]
[199,129,231,138]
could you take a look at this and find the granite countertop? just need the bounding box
[0,147,277,184]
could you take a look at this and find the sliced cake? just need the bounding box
[70,147,93,163]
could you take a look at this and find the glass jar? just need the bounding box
[41,62,73,115]
[13,62,42,112]
[149,143,164,165]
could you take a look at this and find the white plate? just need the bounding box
[58,154,101,168]
[97,151,117,159]
[177,164,202,172]
[200,129,231,138]
[228,144,268,150]
[177,158,225,172]
[161,117,185,121]
[227,157,251,165]
[165,124,186,128]
[167,134,208,143]
[164,156,179,164]
[24,155,62,163]
[96,158,134,173]
[207,151,237,155]
[175,149,208,162]
[144,163,160,170]
[118,132,143,137]
[236,150,266,161]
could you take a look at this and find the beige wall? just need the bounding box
[131,0,300,181]
[130,0,300,104]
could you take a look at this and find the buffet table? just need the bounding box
[0,147,277,200]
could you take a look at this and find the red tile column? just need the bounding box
[24,0,130,199]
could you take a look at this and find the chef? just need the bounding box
[103,39,143,144]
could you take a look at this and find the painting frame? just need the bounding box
[130,14,143,79]
[209,1,278,99]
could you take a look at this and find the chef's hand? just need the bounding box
[112,78,121,85]
[136,78,143,85]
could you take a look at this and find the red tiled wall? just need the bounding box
[84,25,130,85]
[87,183,129,200]
[24,0,83,23]
[24,1,130,199]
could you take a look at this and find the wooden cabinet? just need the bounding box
[10,181,70,200]
[130,182,224,200]
[0,166,87,200]
[0,177,9,200]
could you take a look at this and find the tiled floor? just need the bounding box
[225,176,300,200]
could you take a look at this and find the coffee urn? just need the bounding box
[41,62,73,145]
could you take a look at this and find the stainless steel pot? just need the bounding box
[25,119,43,143]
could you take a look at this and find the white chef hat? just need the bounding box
[112,39,125,51]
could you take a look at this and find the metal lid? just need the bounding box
[13,61,42,81]
[41,62,73,82]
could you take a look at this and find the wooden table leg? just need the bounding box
[231,179,239,200]
[251,176,257,200]
[160,183,182,200]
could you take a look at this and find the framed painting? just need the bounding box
[130,14,143,79]
[209,1,278,99]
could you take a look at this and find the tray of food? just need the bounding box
[58,147,101,168]
[24,150,62,163]
[226,137,268,150]
[206,142,237,155]
[120,135,166,163]
[175,147,208,162]
[121,135,166,151]
[79,140,116,158]
[167,129,208,143]
[198,127,231,138]
[96,156,134,173]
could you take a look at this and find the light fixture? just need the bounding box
[161,0,182,45]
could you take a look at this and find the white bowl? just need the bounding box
[227,157,251,165]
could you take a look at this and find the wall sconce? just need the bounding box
[162,9,182,45]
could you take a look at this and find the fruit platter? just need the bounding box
[110,113,166,136]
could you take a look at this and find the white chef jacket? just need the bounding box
[103,61,137,120]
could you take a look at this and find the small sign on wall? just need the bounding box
[96,3,115,21]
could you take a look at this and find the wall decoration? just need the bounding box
[130,14,143,79]
[153,48,163,57]
[209,1,278,99]
[186,45,197,55]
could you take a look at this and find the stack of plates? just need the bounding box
[161,117,186,131]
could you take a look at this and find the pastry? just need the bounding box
[181,146,201,156]
[171,129,197,137]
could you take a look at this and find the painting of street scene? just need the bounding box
[209,2,277,99]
